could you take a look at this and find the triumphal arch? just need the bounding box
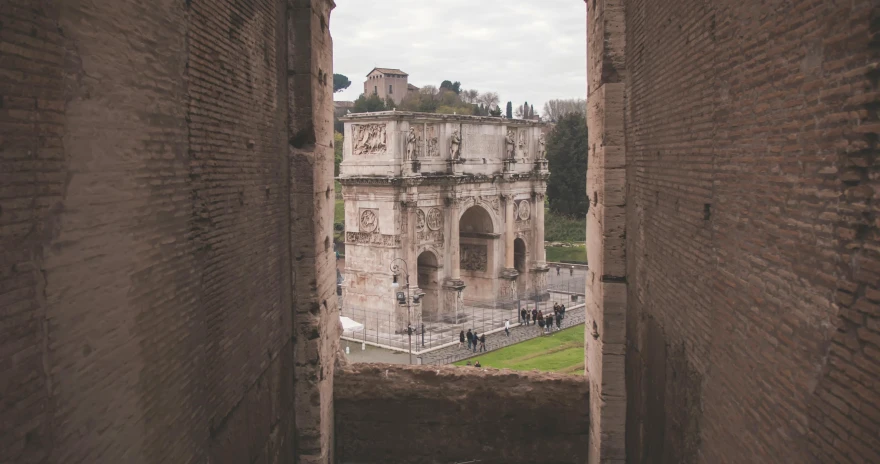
[339,111,549,330]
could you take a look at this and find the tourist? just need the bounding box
[466,361,472,366]
[472,331,478,352]
[538,315,545,334]
[555,312,562,329]
[504,318,510,336]
[474,360,482,368]
[547,314,554,333]
[520,308,528,325]
[466,329,473,351]
[459,330,465,348]
[560,304,566,320]
[556,265,560,276]
[479,333,486,352]
[570,266,574,276]
[531,308,538,326]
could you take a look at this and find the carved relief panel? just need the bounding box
[417,208,444,242]
[424,125,440,157]
[460,244,488,272]
[352,124,387,155]
[515,200,531,221]
[359,208,379,232]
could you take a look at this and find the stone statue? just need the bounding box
[405,128,417,160]
[505,130,515,159]
[518,131,527,158]
[538,133,546,159]
[449,130,461,159]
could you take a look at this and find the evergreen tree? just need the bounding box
[352,93,393,113]
[546,112,589,216]
[523,101,529,119]
[530,104,535,119]
[505,101,513,119]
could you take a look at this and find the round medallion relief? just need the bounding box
[517,200,531,220]
[426,208,443,231]
[359,209,379,232]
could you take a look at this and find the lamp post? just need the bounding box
[390,258,422,364]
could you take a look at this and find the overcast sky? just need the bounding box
[331,0,586,113]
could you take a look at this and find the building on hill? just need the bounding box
[364,67,409,105]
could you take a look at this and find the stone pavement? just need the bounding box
[418,303,586,365]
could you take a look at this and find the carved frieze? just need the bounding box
[425,125,440,157]
[353,124,387,155]
[417,230,444,243]
[359,209,379,232]
[478,195,501,214]
[346,232,400,247]
[460,244,487,272]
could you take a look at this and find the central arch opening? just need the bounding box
[459,205,496,304]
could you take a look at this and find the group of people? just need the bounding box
[465,360,482,368]
[460,328,487,352]
[519,303,566,334]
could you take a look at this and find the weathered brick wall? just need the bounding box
[334,364,590,464]
[621,0,880,463]
[0,0,337,462]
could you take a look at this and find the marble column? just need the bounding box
[535,193,546,264]
[505,194,515,269]
[449,199,461,280]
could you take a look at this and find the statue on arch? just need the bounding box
[405,127,418,160]
[450,130,462,160]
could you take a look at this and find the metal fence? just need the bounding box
[340,288,583,355]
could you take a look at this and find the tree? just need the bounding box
[489,106,502,117]
[461,89,480,104]
[352,93,393,113]
[505,101,513,119]
[440,80,461,94]
[542,98,586,122]
[530,104,535,119]
[546,112,589,216]
[334,132,344,176]
[333,74,351,93]
[477,92,500,110]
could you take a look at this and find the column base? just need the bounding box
[500,268,519,280]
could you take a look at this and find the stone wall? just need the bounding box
[610,0,880,463]
[0,0,337,463]
[334,364,590,464]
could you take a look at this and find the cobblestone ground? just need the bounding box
[418,303,586,365]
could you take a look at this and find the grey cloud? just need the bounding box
[331,0,586,112]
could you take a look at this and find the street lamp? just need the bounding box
[390,258,423,364]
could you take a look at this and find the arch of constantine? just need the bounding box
[339,112,549,331]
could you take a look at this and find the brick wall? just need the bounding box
[620,0,880,462]
[334,364,590,464]
[0,0,337,462]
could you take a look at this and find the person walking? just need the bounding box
[531,308,538,326]
[556,265,560,276]
[466,329,473,351]
[520,308,528,325]
[504,319,510,337]
[547,314,554,332]
[560,304,566,320]
[472,331,478,352]
[555,312,562,329]
[459,330,465,348]
[479,334,486,352]
[538,315,545,334]
[570,266,574,276]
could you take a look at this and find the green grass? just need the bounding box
[544,209,586,242]
[334,199,344,225]
[454,325,585,375]
[545,245,587,264]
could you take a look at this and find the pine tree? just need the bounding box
[523,101,529,119]
[546,112,589,216]
[530,104,535,119]
[505,101,513,119]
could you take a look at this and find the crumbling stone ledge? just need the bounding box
[335,363,589,463]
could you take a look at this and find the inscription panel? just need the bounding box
[462,125,501,158]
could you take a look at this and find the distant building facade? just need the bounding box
[364,67,409,105]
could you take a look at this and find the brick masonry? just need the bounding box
[334,364,590,464]
[605,0,880,463]
[0,0,337,463]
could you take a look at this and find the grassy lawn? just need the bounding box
[334,199,345,246]
[545,245,587,264]
[454,325,585,375]
[544,209,585,242]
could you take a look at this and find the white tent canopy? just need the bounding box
[340,316,364,332]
